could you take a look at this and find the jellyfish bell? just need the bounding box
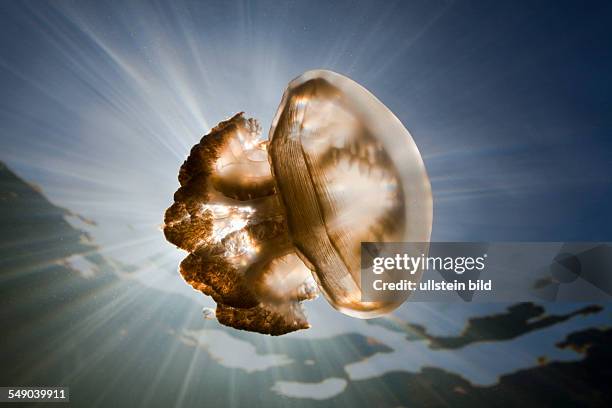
[268,70,432,318]
[164,70,432,335]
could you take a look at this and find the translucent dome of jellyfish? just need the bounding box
[163,70,432,335]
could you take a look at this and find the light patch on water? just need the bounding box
[61,254,99,279]
[342,310,603,386]
[271,378,347,400]
[293,299,603,386]
[180,329,292,373]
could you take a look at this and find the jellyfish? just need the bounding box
[164,70,432,335]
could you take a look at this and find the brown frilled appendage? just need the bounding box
[163,113,316,336]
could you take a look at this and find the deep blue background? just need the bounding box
[0,0,611,238]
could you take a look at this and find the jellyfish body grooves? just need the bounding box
[164,113,317,335]
[268,71,432,318]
